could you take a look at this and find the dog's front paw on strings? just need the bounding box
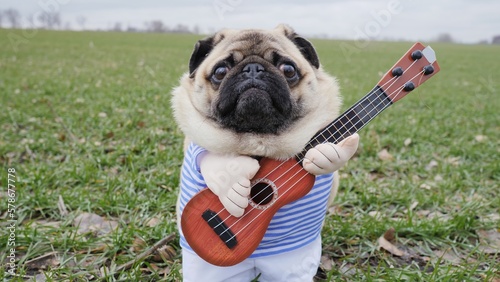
[200,152,260,217]
[303,133,359,175]
[219,178,252,217]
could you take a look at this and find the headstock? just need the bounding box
[378,42,440,103]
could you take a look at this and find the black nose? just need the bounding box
[242,63,265,79]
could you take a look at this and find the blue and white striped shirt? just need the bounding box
[178,142,333,258]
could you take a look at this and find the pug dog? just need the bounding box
[172,24,359,282]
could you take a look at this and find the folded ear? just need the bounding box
[189,36,215,77]
[291,36,320,69]
[276,24,320,69]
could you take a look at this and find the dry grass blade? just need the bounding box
[58,195,69,217]
[114,232,176,274]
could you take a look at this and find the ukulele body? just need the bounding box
[181,157,316,267]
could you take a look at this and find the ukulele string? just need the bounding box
[224,68,427,242]
[209,56,426,234]
[225,85,406,241]
[226,64,417,217]
[208,70,404,225]
[212,59,426,233]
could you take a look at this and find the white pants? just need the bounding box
[182,235,321,282]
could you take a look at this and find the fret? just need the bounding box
[338,115,357,134]
[296,86,392,162]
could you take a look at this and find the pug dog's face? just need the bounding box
[172,24,342,159]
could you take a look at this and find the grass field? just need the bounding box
[0,29,499,281]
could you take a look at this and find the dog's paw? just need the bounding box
[200,152,259,217]
[218,178,252,217]
[303,133,359,175]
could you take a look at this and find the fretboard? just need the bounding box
[296,86,393,162]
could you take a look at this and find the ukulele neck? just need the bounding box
[296,86,392,161]
[295,42,441,163]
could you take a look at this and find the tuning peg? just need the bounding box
[403,81,415,91]
[391,67,403,77]
[423,65,435,75]
[411,50,423,60]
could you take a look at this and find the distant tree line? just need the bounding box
[0,8,202,34]
[1,8,500,43]
[1,8,62,30]
[116,20,201,34]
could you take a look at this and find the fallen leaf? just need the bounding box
[58,133,66,142]
[34,273,52,282]
[73,212,119,235]
[445,157,461,166]
[482,213,500,222]
[368,211,383,218]
[131,237,147,253]
[378,231,406,257]
[475,135,487,142]
[152,245,177,262]
[145,216,162,227]
[378,149,394,161]
[338,261,357,276]
[346,238,360,245]
[416,210,431,218]
[420,183,432,190]
[383,227,396,241]
[137,121,146,128]
[25,251,60,270]
[425,160,438,171]
[104,131,114,139]
[404,138,412,146]
[433,249,461,264]
[434,174,444,182]
[477,229,500,254]
[141,263,160,274]
[327,205,342,215]
[427,211,452,221]
[367,171,386,181]
[408,201,419,212]
[320,255,334,271]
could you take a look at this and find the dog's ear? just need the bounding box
[291,36,320,69]
[189,36,215,77]
[277,24,320,69]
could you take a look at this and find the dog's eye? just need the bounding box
[212,66,228,83]
[280,64,297,79]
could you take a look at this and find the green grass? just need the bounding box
[1,29,499,281]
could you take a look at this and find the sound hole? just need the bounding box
[250,182,275,206]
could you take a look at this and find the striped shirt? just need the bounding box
[178,142,334,258]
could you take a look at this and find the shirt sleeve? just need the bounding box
[187,143,207,173]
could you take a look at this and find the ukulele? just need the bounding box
[181,42,440,266]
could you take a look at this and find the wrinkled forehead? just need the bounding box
[212,29,295,62]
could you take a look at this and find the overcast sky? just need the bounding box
[2,0,499,43]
